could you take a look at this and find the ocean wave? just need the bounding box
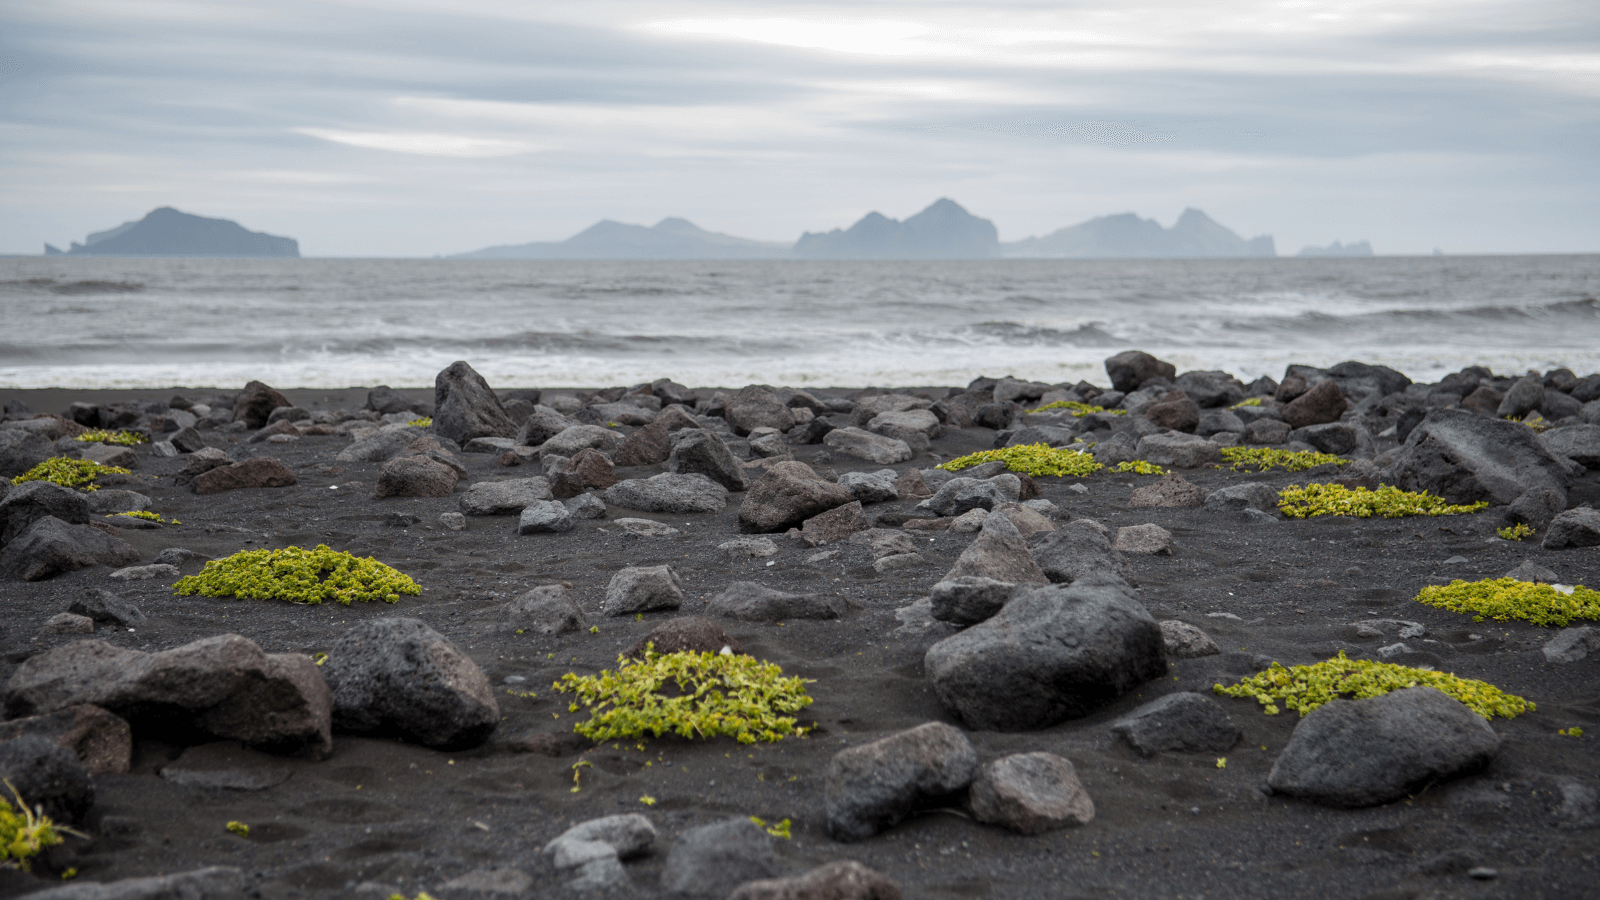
[0,278,144,294]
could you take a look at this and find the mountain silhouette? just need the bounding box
[451,218,790,260]
[59,207,299,257]
[1003,209,1275,258]
[792,199,1001,259]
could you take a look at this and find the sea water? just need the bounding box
[3,255,1598,389]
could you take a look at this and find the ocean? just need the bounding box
[3,255,1598,390]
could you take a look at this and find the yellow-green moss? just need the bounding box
[1229,397,1264,409]
[1213,651,1532,720]
[74,429,146,446]
[940,443,1103,477]
[1219,446,1349,472]
[0,782,69,872]
[174,544,420,605]
[553,647,814,745]
[1032,400,1127,417]
[1110,460,1167,475]
[1278,483,1488,519]
[10,457,130,491]
[107,510,179,525]
[1415,577,1600,627]
[408,417,432,427]
[1497,523,1534,541]
[225,821,249,837]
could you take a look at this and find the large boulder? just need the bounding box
[1267,687,1499,808]
[738,461,854,533]
[1030,519,1136,586]
[941,511,1048,585]
[924,577,1167,730]
[459,477,553,515]
[433,360,517,446]
[823,427,914,465]
[1105,351,1176,393]
[230,380,292,429]
[614,421,673,467]
[604,473,729,514]
[667,430,748,491]
[1381,408,1572,506]
[3,634,332,758]
[0,429,54,479]
[0,480,91,546]
[1282,379,1348,429]
[322,618,499,749]
[968,752,1095,834]
[1,516,141,582]
[825,722,978,841]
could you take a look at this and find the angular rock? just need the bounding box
[1503,487,1565,530]
[1540,424,1600,468]
[0,480,91,546]
[1504,559,1559,583]
[1,516,141,582]
[68,589,147,627]
[550,447,617,498]
[517,500,574,534]
[1110,692,1240,756]
[918,477,1007,517]
[1291,422,1358,456]
[0,736,94,825]
[850,394,933,428]
[1159,621,1221,659]
[460,477,554,516]
[790,416,837,445]
[991,502,1055,537]
[968,752,1094,834]
[727,861,902,900]
[707,582,841,621]
[4,634,332,758]
[942,511,1048,585]
[336,429,421,463]
[924,578,1167,730]
[719,536,779,558]
[1143,398,1200,433]
[43,612,94,634]
[838,470,899,504]
[1282,379,1348,429]
[323,618,498,749]
[868,409,940,443]
[1543,626,1600,663]
[565,492,607,519]
[194,457,297,495]
[1105,351,1176,393]
[1383,409,1572,505]
[541,424,624,458]
[516,405,577,447]
[895,469,932,500]
[1115,523,1174,555]
[1196,409,1246,437]
[170,425,206,454]
[825,722,978,841]
[84,489,151,515]
[371,455,457,499]
[501,585,585,635]
[661,817,778,899]
[1245,418,1292,445]
[0,429,53,479]
[1204,483,1281,514]
[801,501,868,547]
[624,617,745,659]
[1129,473,1205,508]
[652,378,699,407]
[614,421,673,467]
[230,380,292,429]
[604,473,729,514]
[18,866,246,900]
[109,563,179,582]
[1031,519,1137,586]
[1496,374,1546,419]
[929,576,1017,626]
[1135,432,1222,469]
[1267,687,1499,808]
[824,427,914,465]
[603,565,685,616]
[433,360,517,446]
[667,430,749,492]
[546,812,656,863]
[1542,507,1600,550]
[738,461,854,533]
[727,385,796,436]
[0,704,131,775]
[365,385,425,416]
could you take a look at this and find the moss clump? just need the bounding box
[940,443,1103,478]
[174,544,420,605]
[1278,483,1488,519]
[1,783,70,872]
[1511,415,1552,433]
[553,647,814,745]
[225,821,249,837]
[107,510,179,525]
[74,429,146,446]
[1032,400,1126,417]
[10,458,130,491]
[1214,651,1532,720]
[1111,460,1167,475]
[1415,577,1600,627]
[1230,397,1264,409]
[1220,446,1348,472]
[407,417,432,427]
[1497,523,1534,541]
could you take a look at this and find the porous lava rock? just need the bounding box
[322,617,499,750]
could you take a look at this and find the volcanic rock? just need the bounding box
[968,752,1095,834]
[604,473,729,514]
[739,461,854,533]
[825,722,978,841]
[371,455,457,499]
[322,617,499,750]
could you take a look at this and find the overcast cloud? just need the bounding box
[1,0,1596,256]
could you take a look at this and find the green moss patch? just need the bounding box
[940,443,1103,478]
[1032,400,1126,417]
[1416,577,1600,627]
[74,429,146,446]
[1220,446,1349,472]
[1278,483,1488,519]
[174,544,420,606]
[407,416,432,427]
[1,784,69,872]
[1110,460,1167,475]
[1214,651,1532,720]
[10,458,131,491]
[554,648,814,745]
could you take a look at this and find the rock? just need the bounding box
[1197,409,1246,437]
[727,385,796,436]
[248,419,302,444]
[968,752,1095,834]
[42,612,95,634]
[661,817,778,899]
[0,480,91,546]
[918,477,1007,517]
[0,735,94,825]
[1496,374,1546,419]
[838,470,899,504]
[1135,432,1221,468]
[170,425,206,454]
[707,582,841,621]
[0,429,53,479]
[1267,687,1500,808]
[1143,398,1200,433]
[667,430,749,492]
[651,378,698,407]
[1031,519,1137,586]
[336,430,421,463]
[1105,351,1176,393]
[623,617,745,658]
[924,577,1167,730]
[929,576,1017,626]
[517,500,574,534]
[616,517,679,537]
[1503,559,1558,583]
[462,436,515,454]
[371,455,457,499]
[892,470,932,501]
[4,634,332,758]
[1115,523,1174,555]
[1383,409,1572,506]
[614,421,673,467]
[1,516,141,581]
[603,565,685,616]
[174,447,232,486]
[941,510,1048,585]
[550,447,617,498]
[20,867,246,899]
[109,564,179,581]
[230,380,292,428]
[801,501,868,547]
[719,537,779,558]
[604,473,729,514]
[1290,422,1358,455]
[850,529,920,559]
[824,427,914,464]
[868,409,941,443]
[0,704,131,775]
[1204,483,1280,513]
[850,394,933,428]
[432,360,517,446]
[1159,621,1221,659]
[1110,692,1240,756]
[825,721,978,841]
[1540,424,1600,468]
[68,590,147,627]
[738,461,854,533]
[78,442,138,469]
[323,618,498,749]
[1129,473,1206,508]
[460,477,554,515]
[1543,626,1600,663]
[364,385,425,416]
[83,489,151,515]
[726,861,902,900]
[1245,418,1292,445]
[873,553,928,574]
[193,457,297,495]
[513,406,574,447]
[546,812,656,862]
[565,492,607,519]
[1503,486,1565,530]
[1543,507,1600,549]
[790,416,837,445]
[1282,379,1348,429]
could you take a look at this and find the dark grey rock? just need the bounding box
[1129,473,1205,508]
[1031,519,1137,586]
[825,722,978,841]
[1204,482,1280,513]
[623,618,745,659]
[0,735,94,824]
[924,577,1167,730]
[335,429,420,463]
[370,455,456,499]
[1196,410,1245,437]
[941,511,1049,585]
[1542,626,1600,663]
[1503,487,1565,530]
[541,424,624,458]
[1383,409,1572,506]
[1267,686,1499,808]
[0,704,131,775]
[365,385,427,416]
[1110,692,1240,756]
[516,500,574,534]
[1,516,141,581]
[0,480,91,547]
[1134,433,1221,468]
[1540,424,1600,468]
[1543,507,1600,550]
[153,547,206,567]
[1159,620,1221,658]
[1504,559,1559,582]
[1282,379,1348,429]
[602,565,685,616]
[667,430,749,491]
[0,429,53,479]
[322,618,499,749]
[513,406,574,447]
[1496,375,1545,419]
[1290,422,1358,455]
[433,360,517,446]
[838,469,899,504]
[459,477,553,515]
[869,409,940,443]
[738,461,854,533]
[604,473,729,514]
[929,576,1018,626]
[661,817,777,898]
[68,590,146,626]
[502,585,584,634]
[968,752,1095,834]
[1245,418,1292,445]
[1114,523,1174,555]
[918,477,1006,517]
[706,581,841,621]
[16,867,245,899]
[823,427,914,464]
[725,861,902,900]
[1105,351,1176,393]
[726,385,797,436]
[565,492,607,519]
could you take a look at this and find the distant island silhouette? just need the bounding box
[1002,209,1275,259]
[1297,240,1374,258]
[46,207,299,258]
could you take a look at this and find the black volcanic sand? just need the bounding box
[1,386,1598,900]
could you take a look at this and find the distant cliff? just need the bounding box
[1003,209,1275,259]
[451,218,790,260]
[793,199,1001,260]
[1297,240,1373,257]
[54,207,299,258]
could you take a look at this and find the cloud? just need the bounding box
[293,127,536,157]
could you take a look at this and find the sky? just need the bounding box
[1,0,1597,257]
